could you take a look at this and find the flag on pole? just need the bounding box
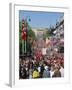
[21,18,27,54]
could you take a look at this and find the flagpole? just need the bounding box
[22,40,24,55]
[25,40,26,53]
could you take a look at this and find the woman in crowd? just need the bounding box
[43,66,50,78]
[52,65,61,77]
[59,64,64,77]
[50,65,55,78]
[32,67,39,79]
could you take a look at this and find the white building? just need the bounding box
[32,28,48,38]
[54,16,64,39]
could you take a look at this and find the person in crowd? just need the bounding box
[29,69,33,79]
[59,64,64,77]
[20,65,27,79]
[50,65,55,77]
[19,59,26,79]
[52,65,61,77]
[38,61,44,78]
[43,61,50,78]
[43,65,50,78]
[32,67,39,79]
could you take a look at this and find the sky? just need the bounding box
[19,10,64,29]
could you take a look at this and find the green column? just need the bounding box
[22,40,26,55]
[22,40,24,55]
[25,40,26,53]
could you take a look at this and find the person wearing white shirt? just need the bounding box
[50,66,54,77]
[60,66,64,77]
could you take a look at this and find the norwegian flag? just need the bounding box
[21,30,26,41]
[21,19,27,41]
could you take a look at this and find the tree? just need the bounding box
[27,26,36,40]
[45,26,55,39]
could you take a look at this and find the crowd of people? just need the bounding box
[19,28,64,79]
[19,51,64,79]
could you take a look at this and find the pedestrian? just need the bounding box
[32,67,39,79]
[50,65,54,77]
[52,66,61,77]
[29,69,33,79]
[43,66,50,78]
[60,64,64,77]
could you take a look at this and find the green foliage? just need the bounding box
[27,26,36,40]
[44,27,55,39]
[48,27,55,36]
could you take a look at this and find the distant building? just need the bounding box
[32,28,48,39]
[54,16,64,39]
[53,16,64,53]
